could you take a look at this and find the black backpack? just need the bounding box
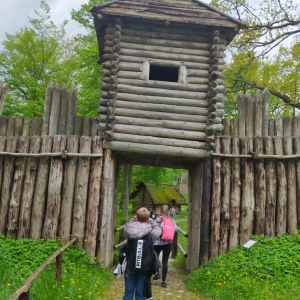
[126,232,153,273]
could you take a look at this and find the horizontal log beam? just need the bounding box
[0,152,102,158]
[111,133,206,149]
[103,141,208,158]
[117,84,207,99]
[118,71,141,79]
[117,78,208,92]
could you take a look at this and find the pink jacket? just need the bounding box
[124,217,162,240]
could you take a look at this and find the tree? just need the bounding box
[0,1,76,117]
[210,0,300,114]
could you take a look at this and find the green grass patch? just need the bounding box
[173,214,188,269]
[186,233,300,299]
[0,235,112,300]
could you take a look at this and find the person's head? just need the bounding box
[136,207,150,222]
[161,205,170,217]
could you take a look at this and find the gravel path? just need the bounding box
[103,258,202,300]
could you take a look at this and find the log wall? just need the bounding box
[97,20,227,154]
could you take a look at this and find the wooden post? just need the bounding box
[283,117,292,138]
[123,164,130,222]
[84,137,103,258]
[0,136,18,234]
[186,161,203,271]
[273,137,287,236]
[237,91,245,137]
[49,84,61,136]
[57,84,68,135]
[0,116,8,136]
[283,137,297,234]
[253,91,262,137]
[244,93,253,138]
[268,119,275,136]
[6,117,16,137]
[56,254,62,280]
[0,83,9,115]
[15,117,24,137]
[209,137,221,259]
[22,119,31,137]
[239,138,254,245]
[30,136,53,239]
[230,118,238,138]
[253,137,266,236]
[262,88,270,136]
[42,82,53,136]
[222,119,230,136]
[219,137,231,255]
[83,117,92,136]
[7,136,30,238]
[74,116,84,137]
[72,136,92,247]
[0,136,7,211]
[229,137,240,250]
[274,118,283,137]
[264,137,277,237]
[200,157,212,264]
[18,136,41,239]
[97,149,117,267]
[91,118,98,137]
[42,135,66,239]
[58,136,79,243]
[293,137,300,228]
[66,86,77,136]
[32,118,43,136]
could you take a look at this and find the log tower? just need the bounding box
[91,0,244,268]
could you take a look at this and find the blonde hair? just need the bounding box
[161,205,170,217]
[136,207,150,222]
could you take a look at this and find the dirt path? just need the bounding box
[102,258,202,300]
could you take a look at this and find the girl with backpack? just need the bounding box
[153,205,178,288]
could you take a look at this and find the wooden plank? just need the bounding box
[15,117,24,137]
[42,82,53,136]
[253,137,266,236]
[209,137,221,259]
[237,91,245,138]
[74,116,84,137]
[0,136,18,234]
[42,135,66,239]
[49,83,61,136]
[91,118,98,137]
[32,118,42,136]
[273,137,287,236]
[85,137,103,258]
[83,118,92,136]
[30,136,53,239]
[72,136,92,247]
[0,116,8,136]
[66,86,77,136]
[219,137,231,255]
[239,138,254,245]
[230,119,238,138]
[58,136,79,243]
[264,137,277,237]
[283,137,297,234]
[22,119,31,137]
[7,136,30,237]
[292,116,300,136]
[253,91,262,137]
[0,84,8,115]
[268,119,275,136]
[293,137,300,229]
[18,136,41,238]
[229,137,240,250]
[57,84,68,135]
[262,88,270,136]
[6,117,16,137]
[222,119,230,136]
[97,149,117,267]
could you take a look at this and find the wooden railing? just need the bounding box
[7,237,78,300]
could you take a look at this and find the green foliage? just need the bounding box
[0,235,112,299]
[186,233,300,299]
[0,1,76,118]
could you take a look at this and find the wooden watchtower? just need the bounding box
[91,0,244,169]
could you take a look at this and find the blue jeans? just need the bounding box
[123,272,146,300]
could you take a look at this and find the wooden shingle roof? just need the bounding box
[91,0,244,29]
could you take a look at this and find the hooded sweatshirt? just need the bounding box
[125,217,162,240]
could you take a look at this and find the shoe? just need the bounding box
[161,281,167,288]
[153,272,161,280]
[147,298,154,300]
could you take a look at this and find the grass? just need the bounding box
[0,235,112,300]
[186,233,300,299]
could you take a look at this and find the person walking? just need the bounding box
[169,206,175,220]
[153,205,178,288]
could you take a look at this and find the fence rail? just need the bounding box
[8,237,78,300]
